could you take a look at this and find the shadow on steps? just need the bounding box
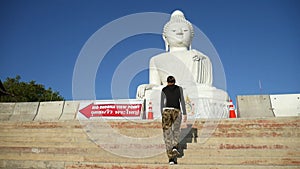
[178,124,198,158]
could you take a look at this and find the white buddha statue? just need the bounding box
[136,10,229,118]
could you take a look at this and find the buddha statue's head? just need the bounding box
[163,10,194,51]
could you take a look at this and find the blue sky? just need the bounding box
[1,0,299,104]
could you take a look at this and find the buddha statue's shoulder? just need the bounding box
[191,49,207,56]
[150,52,171,62]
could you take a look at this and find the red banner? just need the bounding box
[79,103,142,118]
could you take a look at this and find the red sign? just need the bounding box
[79,103,142,119]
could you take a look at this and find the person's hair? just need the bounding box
[167,76,176,83]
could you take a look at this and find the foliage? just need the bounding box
[0,75,64,102]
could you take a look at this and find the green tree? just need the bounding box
[0,75,64,102]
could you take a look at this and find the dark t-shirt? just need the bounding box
[161,84,186,115]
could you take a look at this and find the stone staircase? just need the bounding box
[0,117,299,169]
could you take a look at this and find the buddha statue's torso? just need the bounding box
[149,50,210,87]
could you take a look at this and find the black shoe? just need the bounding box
[172,147,180,157]
[169,158,178,165]
[169,158,175,165]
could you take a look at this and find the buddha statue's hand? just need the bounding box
[136,84,157,99]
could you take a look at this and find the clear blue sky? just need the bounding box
[1,0,299,104]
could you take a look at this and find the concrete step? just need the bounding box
[0,117,298,129]
[64,162,300,169]
[0,151,299,166]
[1,160,299,169]
[0,117,299,168]
[182,149,300,157]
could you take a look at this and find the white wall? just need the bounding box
[270,94,300,117]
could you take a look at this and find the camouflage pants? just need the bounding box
[162,108,182,159]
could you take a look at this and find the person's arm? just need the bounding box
[179,87,187,115]
[160,90,166,113]
[179,86,187,122]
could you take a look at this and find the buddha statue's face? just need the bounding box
[164,22,192,48]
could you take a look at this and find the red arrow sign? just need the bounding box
[79,103,94,118]
[79,103,142,119]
